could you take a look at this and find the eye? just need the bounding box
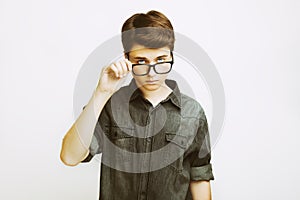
[137,60,146,64]
[157,58,165,63]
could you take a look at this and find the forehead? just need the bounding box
[129,44,171,59]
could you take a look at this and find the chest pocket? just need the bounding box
[109,126,135,152]
[165,132,188,173]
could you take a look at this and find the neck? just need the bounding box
[140,82,173,106]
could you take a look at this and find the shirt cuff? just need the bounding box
[80,152,93,163]
[190,163,214,181]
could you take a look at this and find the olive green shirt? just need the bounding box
[81,78,214,200]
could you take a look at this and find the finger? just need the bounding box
[124,59,132,71]
[114,61,124,77]
[120,60,129,76]
[110,63,119,78]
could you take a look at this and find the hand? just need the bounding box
[96,58,132,94]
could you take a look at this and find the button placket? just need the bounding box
[138,111,151,200]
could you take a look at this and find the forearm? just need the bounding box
[60,89,112,166]
[190,180,212,200]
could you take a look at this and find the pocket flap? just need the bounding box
[165,132,188,149]
[110,126,134,139]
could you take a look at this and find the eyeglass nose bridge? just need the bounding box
[146,64,158,75]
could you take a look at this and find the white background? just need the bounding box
[1,0,299,199]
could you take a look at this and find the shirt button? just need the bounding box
[146,137,151,142]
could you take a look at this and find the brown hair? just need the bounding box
[121,10,175,54]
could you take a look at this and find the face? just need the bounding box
[126,44,173,92]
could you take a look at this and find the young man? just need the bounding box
[60,10,214,200]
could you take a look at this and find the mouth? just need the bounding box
[145,80,159,84]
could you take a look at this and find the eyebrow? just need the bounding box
[133,54,169,60]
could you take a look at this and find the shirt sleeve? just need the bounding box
[187,110,214,181]
[80,103,110,163]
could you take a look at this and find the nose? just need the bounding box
[148,66,156,76]
[148,61,157,76]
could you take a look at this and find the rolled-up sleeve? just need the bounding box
[190,163,214,181]
[188,110,214,181]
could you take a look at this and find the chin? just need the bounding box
[142,84,161,91]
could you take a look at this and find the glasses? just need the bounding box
[127,51,174,76]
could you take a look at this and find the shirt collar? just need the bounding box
[128,78,182,109]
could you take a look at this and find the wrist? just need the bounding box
[94,88,114,98]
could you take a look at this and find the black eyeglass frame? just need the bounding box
[126,51,174,76]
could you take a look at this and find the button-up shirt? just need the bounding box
[81,78,214,200]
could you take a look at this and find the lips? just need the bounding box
[145,80,158,84]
